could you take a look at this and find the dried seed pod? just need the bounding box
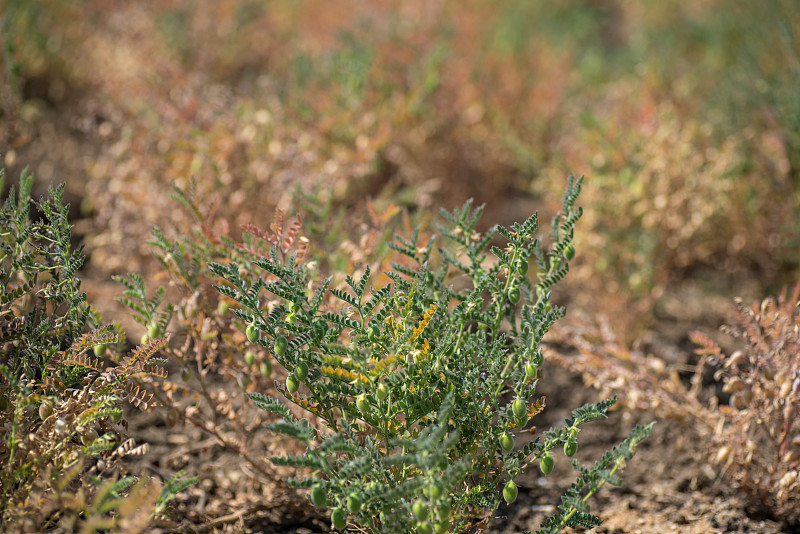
[780,379,793,398]
[714,446,730,464]
[741,387,753,406]
[648,357,666,375]
[778,470,798,488]
[763,365,776,380]
[782,450,800,464]
[81,427,99,445]
[725,351,747,368]
[167,408,180,428]
[38,400,53,421]
[723,377,745,394]
[54,418,67,435]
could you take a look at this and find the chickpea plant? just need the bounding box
[211,175,652,533]
[0,169,195,532]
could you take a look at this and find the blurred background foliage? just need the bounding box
[1,0,798,339]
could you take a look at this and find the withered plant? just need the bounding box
[115,183,313,492]
[549,283,800,526]
[0,169,192,533]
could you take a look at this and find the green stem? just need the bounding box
[491,250,522,397]
[558,454,626,529]
[491,264,515,339]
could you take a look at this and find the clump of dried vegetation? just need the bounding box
[0,170,193,533]
[549,283,800,526]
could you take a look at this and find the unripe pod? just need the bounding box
[274,335,288,356]
[244,351,256,367]
[217,300,230,317]
[503,480,518,504]
[428,481,443,500]
[500,432,514,452]
[367,325,380,342]
[346,494,362,514]
[417,522,433,534]
[331,507,347,530]
[508,286,521,305]
[564,439,577,457]
[437,501,451,519]
[512,398,526,419]
[260,360,273,378]
[295,362,308,381]
[148,322,162,339]
[93,343,107,358]
[512,398,527,427]
[518,258,529,276]
[564,244,575,261]
[246,322,259,344]
[412,499,429,521]
[310,485,327,507]
[540,452,554,475]
[434,519,449,534]
[524,362,537,379]
[286,374,299,394]
[356,394,370,413]
[377,383,389,401]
